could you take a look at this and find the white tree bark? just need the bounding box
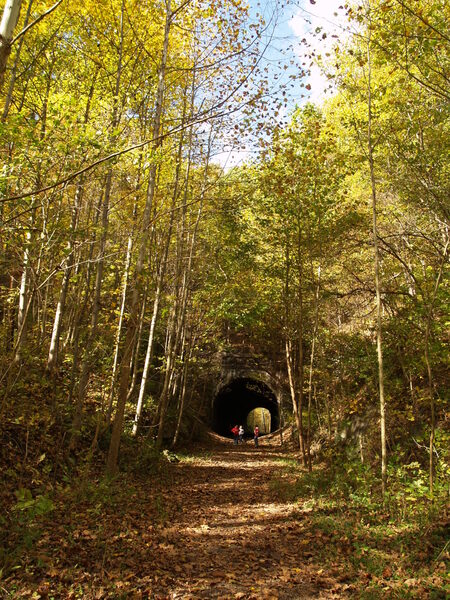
[107,0,172,473]
[2,0,31,121]
[367,27,387,497]
[0,0,23,92]
[106,231,133,420]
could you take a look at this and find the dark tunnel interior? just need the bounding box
[212,377,279,437]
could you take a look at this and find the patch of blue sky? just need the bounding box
[212,0,350,169]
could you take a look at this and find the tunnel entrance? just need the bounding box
[212,377,279,438]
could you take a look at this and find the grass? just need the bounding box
[269,454,449,598]
[272,456,302,469]
[175,449,213,463]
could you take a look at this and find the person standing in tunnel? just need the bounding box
[231,425,239,445]
[254,425,259,447]
[238,425,245,444]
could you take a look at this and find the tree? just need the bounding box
[0,0,22,92]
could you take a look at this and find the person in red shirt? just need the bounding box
[231,425,239,445]
[253,425,259,447]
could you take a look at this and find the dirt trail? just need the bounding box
[142,439,347,599]
[5,438,352,599]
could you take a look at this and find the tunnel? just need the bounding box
[212,377,279,438]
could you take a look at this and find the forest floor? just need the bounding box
[1,434,447,599]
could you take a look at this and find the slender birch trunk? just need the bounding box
[132,110,187,435]
[0,0,23,93]
[46,183,83,371]
[284,242,304,456]
[154,201,186,448]
[171,328,193,447]
[106,147,146,417]
[2,0,31,121]
[160,188,204,446]
[170,130,210,446]
[5,275,15,352]
[155,86,203,449]
[127,287,148,401]
[107,0,172,473]
[325,384,332,439]
[67,189,101,405]
[367,30,387,497]
[106,229,133,421]
[14,64,52,362]
[424,239,448,499]
[70,177,110,445]
[14,214,32,361]
[306,265,321,472]
[131,217,170,434]
[154,177,188,441]
[70,4,125,446]
[296,222,307,466]
[155,301,177,450]
[47,69,97,370]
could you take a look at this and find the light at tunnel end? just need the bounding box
[212,377,279,437]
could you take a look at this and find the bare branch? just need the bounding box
[12,0,64,45]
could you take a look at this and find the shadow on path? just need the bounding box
[4,438,352,599]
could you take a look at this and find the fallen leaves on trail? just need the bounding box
[3,443,446,599]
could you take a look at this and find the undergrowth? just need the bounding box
[0,415,175,580]
[270,447,449,598]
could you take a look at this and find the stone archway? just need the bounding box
[212,376,279,437]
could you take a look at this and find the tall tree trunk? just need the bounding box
[107,0,172,473]
[367,30,387,497]
[14,210,33,362]
[132,106,187,435]
[0,0,23,93]
[14,62,52,363]
[306,265,321,472]
[67,189,101,406]
[170,141,209,446]
[171,327,194,448]
[285,338,303,447]
[106,228,134,421]
[127,287,148,401]
[47,68,97,370]
[284,241,304,457]
[106,146,146,418]
[2,0,31,121]
[70,4,125,446]
[131,220,170,434]
[154,189,188,448]
[424,239,448,499]
[325,385,332,440]
[155,88,203,449]
[155,299,177,450]
[70,178,109,446]
[5,275,16,353]
[296,222,307,466]
[47,183,83,370]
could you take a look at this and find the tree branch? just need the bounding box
[11,0,64,45]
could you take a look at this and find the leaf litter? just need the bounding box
[2,438,446,599]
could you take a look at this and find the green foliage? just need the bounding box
[119,437,169,477]
[272,444,448,528]
[386,457,449,523]
[12,487,54,520]
[69,475,120,508]
[269,453,448,596]
[0,3,448,583]
[0,488,54,575]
